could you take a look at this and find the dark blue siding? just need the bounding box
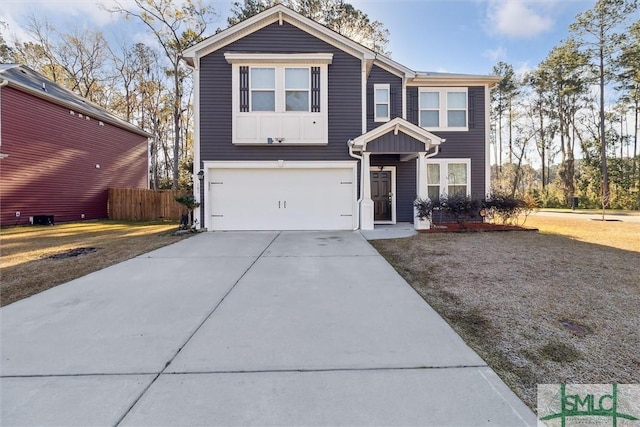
[367,133,425,153]
[366,65,402,132]
[406,86,486,197]
[199,22,362,163]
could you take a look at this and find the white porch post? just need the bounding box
[360,152,374,230]
[415,151,430,230]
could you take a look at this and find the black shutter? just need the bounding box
[311,67,321,112]
[239,66,249,112]
[390,87,398,119]
[467,90,475,128]
[407,89,419,125]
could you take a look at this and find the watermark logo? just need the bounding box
[538,384,640,427]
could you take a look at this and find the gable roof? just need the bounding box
[0,64,151,137]
[350,117,445,152]
[183,4,414,78]
[183,5,500,87]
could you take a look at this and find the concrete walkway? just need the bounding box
[1,231,536,426]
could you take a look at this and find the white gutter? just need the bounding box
[347,139,362,230]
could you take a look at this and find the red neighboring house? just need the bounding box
[0,65,150,226]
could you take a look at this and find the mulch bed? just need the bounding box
[48,247,99,259]
[420,222,537,233]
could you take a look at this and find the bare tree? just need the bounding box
[107,0,216,190]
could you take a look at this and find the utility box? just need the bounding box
[32,215,54,225]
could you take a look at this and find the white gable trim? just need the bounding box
[351,117,445,152]
[183,5,413,78]
[224,52,333,65]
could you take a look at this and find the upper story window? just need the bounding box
[251,68,276,111]
[374,84,390,122]
[419,88,468,131]
[226,52,332,145]
[285,68,310,111]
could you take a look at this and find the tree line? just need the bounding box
[0,0,389,190]
[491,0,639,210]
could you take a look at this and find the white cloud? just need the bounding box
[486,0,554,38]
[483,46,507,61]
[514,62,532,78]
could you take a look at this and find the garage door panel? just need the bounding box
[209,168,354,231]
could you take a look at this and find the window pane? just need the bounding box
[251,68,274,89]
[447,92,467,108]
[428,186,440,201]
[420,110,439,127]
[448,163,467,184]
[448,185,467,197]
[252,91,275,111]
[447,110,466,127]
[420,91,439,108]
[427,163,440,184]
[376,88,389,103]
[376,104,389,118]
[285,68,309,89]
[286,91,309,111]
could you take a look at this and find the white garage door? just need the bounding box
[208,167,355,230]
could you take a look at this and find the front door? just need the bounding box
[371,170,392,221]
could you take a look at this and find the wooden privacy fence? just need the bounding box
[108,188,188,221]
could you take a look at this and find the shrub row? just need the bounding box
[414,192,536,226]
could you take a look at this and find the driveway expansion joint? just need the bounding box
[113,231,282,426]
[164,364,490,375]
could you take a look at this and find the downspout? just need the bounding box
[184,58,203,229]
[426,144,440,161]
[347,139,362,230]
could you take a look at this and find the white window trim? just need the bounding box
[418,87,468,131]
[284,67,311,112]
[425,158,471,198]
[249,67,276,112]
[374,83,390,122]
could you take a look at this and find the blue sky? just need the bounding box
[2,0,597,76]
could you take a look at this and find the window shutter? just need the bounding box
[239,66,249,112]
[311,66,321,112]
[390,87,398,118]
[407,89,419,125]
[468,91,475,128]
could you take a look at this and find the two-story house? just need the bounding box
[183,5,499,231]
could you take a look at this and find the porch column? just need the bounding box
[415,151,430,230]
[360,151,374,230]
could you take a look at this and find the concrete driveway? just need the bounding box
[1,231,536,426]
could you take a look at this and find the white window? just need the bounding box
[374,84,390,122]
[425,159,470,199]
[419,88,468,131]
[250,67,275,111]
[285,68,310,112]
[226,53,332,145]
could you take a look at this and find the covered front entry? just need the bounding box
[370,167,395,223]
[203,161,357,231]
[349,118,444,231]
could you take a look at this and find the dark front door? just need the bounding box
[371,170,392,221]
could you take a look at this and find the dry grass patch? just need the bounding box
[1,221,191,306]
[524,213,639,252]
[371,228,640,411]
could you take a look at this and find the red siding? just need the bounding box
[0,86,148,226]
